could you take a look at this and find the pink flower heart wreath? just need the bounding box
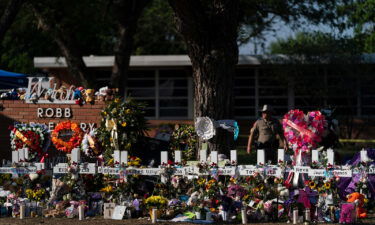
[283,109,325,161]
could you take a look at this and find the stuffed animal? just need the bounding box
[96,86,108,101]
[0,92,8,99]
[73,88,82,100]
[18,88,26,100]
[297,189,311,209]
[187,191,200,206]
[10,89,18,100]
[277,184,289,200]
[339,203,356,223]
[105,88,114,101]
[56,86,67,100]
[44,88,53,101]
[84,89,95,104]
[346,192,367,218]
[65,201,79,218]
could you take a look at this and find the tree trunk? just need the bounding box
[30,4,91,88]
[169,0,240,154]
[0,0,24,41]
[110,0,151,96]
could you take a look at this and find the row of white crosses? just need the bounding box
[11,148,30,163]
[0,148,45,174]
[8,147,334,167]
[50,148,374,177]
[256,148,335,165]
[53,148,96,174]
[4,147,374,177]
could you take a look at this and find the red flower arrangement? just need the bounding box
[282,109,325,153]
[10,124,48,160]
[51,121,83,153]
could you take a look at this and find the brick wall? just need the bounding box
[0,100,106,160]
[0,100,195,160]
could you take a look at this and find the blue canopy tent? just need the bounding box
[0,70,28,89]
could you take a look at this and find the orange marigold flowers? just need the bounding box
[51,121,83,153]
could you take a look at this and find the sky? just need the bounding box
[239,19,354,55]
[239,23,294,55]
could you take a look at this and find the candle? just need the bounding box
[241,209,248,224]
[20,204,25,219]
[293,209,298,224]
[305,208,310,222]
[78,205,84,220]
[151,208,157,223]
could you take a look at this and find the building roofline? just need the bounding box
[34,54,375,68]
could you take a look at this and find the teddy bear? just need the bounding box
[84,89,95,104]
[96,86,108,101]
[55,86,67,100]
[18,88,26,100]
[345,192,367,219]
[277,184,289,200]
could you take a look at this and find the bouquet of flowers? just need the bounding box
[145,195,168,209]
[283,109,325,154]
[128,156,141,167]
[10,123,49,160]
[97,98,148,162]
[25,188,46,201]
[169,124,198,160]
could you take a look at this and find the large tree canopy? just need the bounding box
[0,0,370,154]
[0,0,25,41]
[269,31,365,56]
[0,0,186,74]
[337,0,375,52]
[166,0,347,153]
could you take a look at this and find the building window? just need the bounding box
[127,70,156,117]
[257,68,288,117]
[361,76,375,116]
[126,69,192,119]
[234,68,256,118]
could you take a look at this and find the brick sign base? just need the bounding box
[0,100,105,160]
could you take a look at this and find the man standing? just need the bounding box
[247,105,288,164]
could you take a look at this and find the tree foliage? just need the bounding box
[269,31,365,56]
[0,0,186,74]
[238,0,340,44]
[337,0,375,52]
[133,0,186,55]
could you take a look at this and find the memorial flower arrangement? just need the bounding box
[25,188,46,201]
[100,185,114,193]
[306,176,338,196]
[96,98,148,162]
[169,124,198,160]
[51,121,83,153]
[283,109,325,154]
[10,123,49,160]
[145,195,168,209]
[60,165,86,201]
[128,156,141,167]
